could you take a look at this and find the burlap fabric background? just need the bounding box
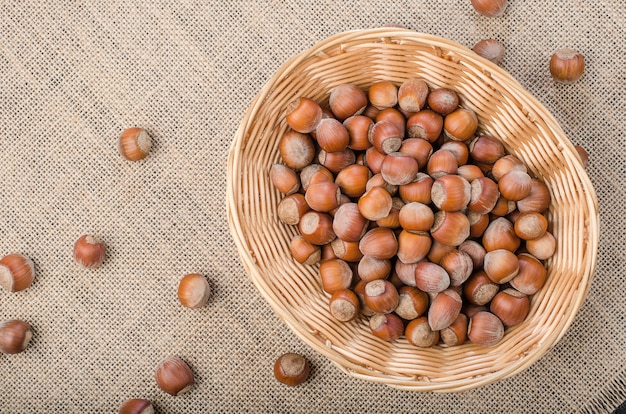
[0,1,624,413]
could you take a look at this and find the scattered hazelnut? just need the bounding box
[0,319,32,354]
[473,39,505,64]
[119,127,152,161]
[119,399,154,414]
[0,253,35,292]
[73,235,106,268]
[155,356,195,396]
[471,0,507,17]
[274,352,310,386]
[550,48,585,84]
[177,273,211,309]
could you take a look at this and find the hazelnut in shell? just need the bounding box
[329,84,368,120]
[405,316,439,348]
[0,253,35,292]
[119,127,152,161]
[177,273,211,309]
[0,319,32,354]
[274,353,310,386]
[155,356,195,396]
[73,235,106,268]
[119,399,154,414]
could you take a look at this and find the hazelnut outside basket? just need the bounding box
[227,28,599,392]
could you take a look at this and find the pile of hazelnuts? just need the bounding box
[271,79,556,348]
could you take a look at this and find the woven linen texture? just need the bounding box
[0,1,624,412]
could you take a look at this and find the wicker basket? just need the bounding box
[227,28,599,392]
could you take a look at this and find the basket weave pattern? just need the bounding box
[227,29,598,391]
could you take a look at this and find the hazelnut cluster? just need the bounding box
[272,79,555,348]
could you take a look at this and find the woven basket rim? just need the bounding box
[227,28,599,392]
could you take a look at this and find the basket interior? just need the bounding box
[227,29,598,391]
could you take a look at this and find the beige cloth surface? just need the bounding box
[0,1,624,412]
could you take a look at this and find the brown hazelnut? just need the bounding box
[119,399,154,414]
[397,79,429,112]
[443,108,478,142]
[394,286,429,320]
[335,164,371,198]
[359,227,398,260]
[398,173,434,204]
[0,319,32,354]
[405,316,439,347]
[298,211,336,245]
[491,154,527,181]
[315,118,350,153]
[364,279,399,314]
[490,288,530,327]
[285,97,323,133]
[329,289,360,322]
[119,127,152,161]
[414,261,450,293]
[381,153,420,186]
[369,313,404,341]
[406,110,443,142]
[319,259,353,293]
[318,148,356,173]
[371,120,403,154]
[514,212,548,240]
[471,0,507,17]
[498,170,532,201]
[177,273,211,309]
[431,175,471,212]
[358,186,393,221]
[469,135,505,164]
[467,311,504,347]
[430,211,470,247]
[73,235,106,269]
[330,239,363,263]
[468,176,499,214]
[427,88,459,115]
[398,202,435,233]
[279,130,316,170]
[344,115,374,151]
[277,193,310,225]
[397,230,432,264]
[428,289,463,331]
[440,140,470,166]
[368,81,398,110]
[482,217,520,252]
[357,255,392,282]
[510,253,548,295]
[305,181,342,213]
[329,84,368,120]
[440,249,474,286]
[483,249,520,284]
[0,253,35,292]
[550,48,585,84]
[473,39,505,64]
[426,149,459,177]
[517,179,551,213]
[399,138,433,168]
[290,235,322,265]
[440,313,469,346]
[525,231,556,260]
[274,353,310,386]
[270,164,300,195]
[463,270,499,306]
[155,356,195,396]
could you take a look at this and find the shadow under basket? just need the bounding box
[227,28,599,392]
